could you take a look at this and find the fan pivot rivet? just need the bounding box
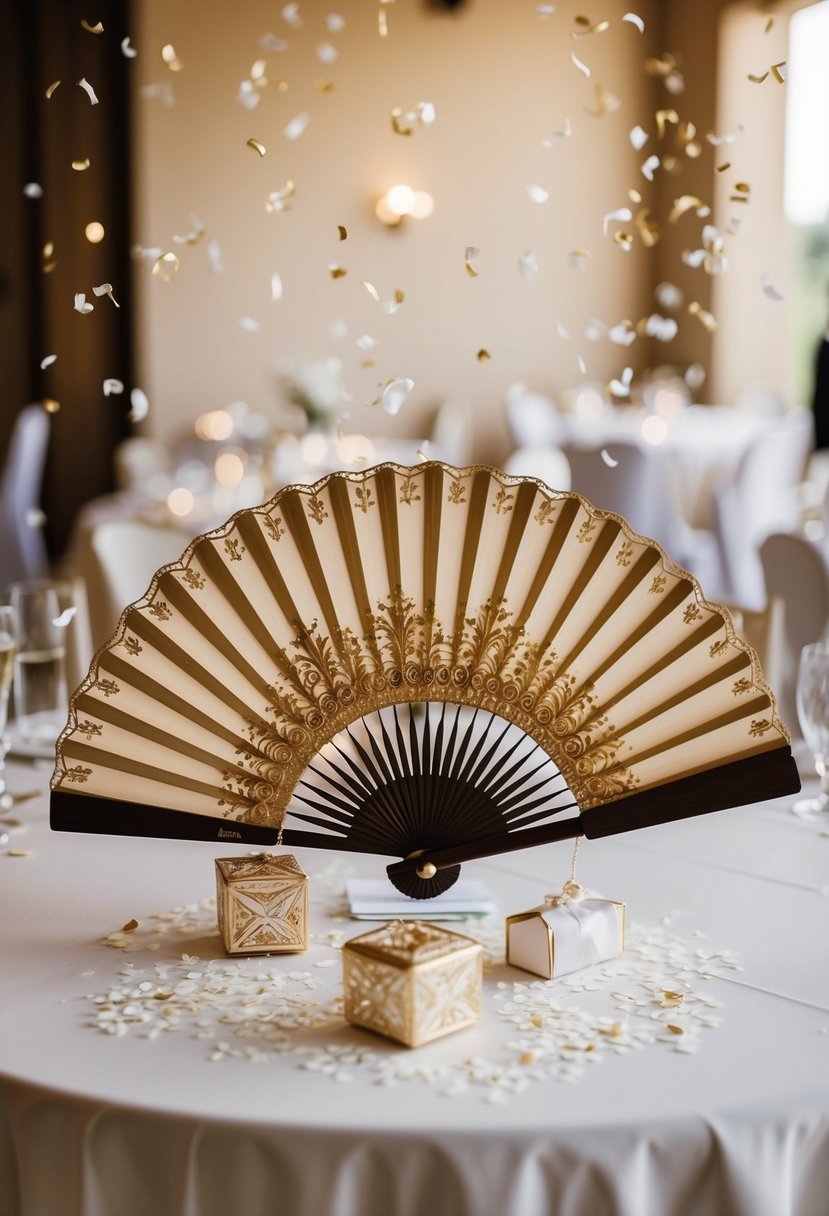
[416,861,437,880]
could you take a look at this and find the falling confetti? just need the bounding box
[669,195,710,224]
[526,185,550,204]
[572,16,609,38]
[42,242,57,273]
[284,112,311,141]
[152,252,180,281]
[246,138,267,157]
[601,449,619,467]
[655,282,684,311]
[608,321,636,346]
[121,36,137,58]
[477,349,491,362]
[26,508,47,528]
[583,83,620,117]
[464,247,480,277]
[643,314,678,341]
[337,225,348,241]
[622,12,644,33]
[570,51,591,77]
[282,2,302,26]
[629,125,649,150]
[74,293,94,314]
[608,367,634,397]
[128,389,149,422]
[40,354,57,369]
[71,158,91,171]
[45,81,60,99]
[207,240,224,273]
[239,316,260,332]
[361,281,404,314]
[93,282,120,308]
[568,249,591,272]
[161,44,184,71]
[77,77,99,104]
[326,13,345,31]
[42,399,60,414]
[103,379,125,396]
[328,265,347,279]
[81,18,104,33]
[379,377,414,416]
[641,155,660,181]
[688,301,717,332]
[271,273,283,301]
[266,181,296,213]
[760,275,784,301]
[519,251,539,280]
[603,207,633,237]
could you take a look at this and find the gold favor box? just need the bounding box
[215,853,308,956]
[343,921,483,1048]
[506,888,625,980]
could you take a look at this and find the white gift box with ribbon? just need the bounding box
[505,880,625,979]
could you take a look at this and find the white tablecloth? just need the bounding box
[1,758,828,1216]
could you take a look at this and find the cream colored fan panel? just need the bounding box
[464,473,528,612]
[506,505,596,644]
[392,471,428,606]
[430,470,477,630]
[618,679,765,762]
[495,488,566,611]
[61,717,227,788]
[56,761,226,816]
[337,476,401,618]
[625,716,781,790]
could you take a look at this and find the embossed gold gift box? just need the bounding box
[215,853,308,956]
[506,885,625,980]
[343,920,483,1048]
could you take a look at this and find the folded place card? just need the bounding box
[346,877,495,920]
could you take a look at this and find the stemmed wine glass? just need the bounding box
[794,641,829,817]
[0,606,16,845]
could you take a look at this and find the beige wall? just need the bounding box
[132,0,662,460]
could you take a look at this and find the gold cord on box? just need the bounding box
[545,835,586,906]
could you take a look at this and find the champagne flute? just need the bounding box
[0,607,16,845]
[794,641,829,817]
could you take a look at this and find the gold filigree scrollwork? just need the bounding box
[534,499,556,526]
[148,601,172,622]
[683,603,702,624]
[122,635,142,657]
[399,477,421,505]
[491,487,514,515]
[181,568,206,590]
[224,538,244,562]
[447,480,466,504]
[616,541,634,566]
[263,514,286,541]
[354,485,375,514]
[649,575,667,595]
[306,495,328,525]
[577,518,597,544]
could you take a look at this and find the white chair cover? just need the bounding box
[88,520,189,639]
[501,447,571,491]
[0,404,51,585]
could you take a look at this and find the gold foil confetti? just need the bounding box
[40,354,57,369]
[328,264,347,278]
[73,292,93,314]
[77,77,99,104]
[152,252,180,281]
[121,918,139,933]
[121,36,137,58]
[45,80,61,99]
[748,71,769,84]
[730,182,750,203]
[246,138,267,157]
[669,195,709,223]
[613,231,634,251]
[655,108,679,139]
[530,1012,544,1029]
[80,19,104,33]
[361,281,404,313]
[337,225,348,241]
[622,12,644,33]
[128,388,149,422]
[765,16,774,33]
[103,378,124,396]
[520,1051,535,1066]
[717,161,731,172]
[42,241,56,272]
[571,16,609,38]
[666,1024,684,1035]
[265,180,296,213]
[634,207,660,247]
[570,51,591,77]
[315,79,334,92]
[761,274,783,301]
[93,282,120,307]
[628,188,642,204]
[42,399,60,414]
[568,249,591,271]
[284,112,311,140]
[688,301,717,332]
[161,44,184,71]
[583,82,620,117]
[476,349,491,363]
[380,377,414,415]
[172,218,205,246]
[6,850,31,858]
[600,449,618,467]
[526,184,549,204]
[71,158,91,171]
[464,246,480,277]
[378,8,388,36]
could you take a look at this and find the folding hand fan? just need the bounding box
[51,463,799,898]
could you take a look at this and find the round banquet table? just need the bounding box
[1,757,828,1216]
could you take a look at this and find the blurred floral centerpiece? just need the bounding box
[276,355,346,435]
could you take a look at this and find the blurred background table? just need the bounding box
[1,757,827,1216]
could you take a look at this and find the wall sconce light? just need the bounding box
[376,184,434,226]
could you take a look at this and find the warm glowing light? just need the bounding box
[85,221,105,243]
[167,487,195,516]
[641,415,669,445]
[214,451,245,487]
[300,432,329,464]
[195,409,234,441]
[376,184,433,225]
[337,432,375,463]
[573,385,605,419]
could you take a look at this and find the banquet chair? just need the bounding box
[88,519,189,638]
[713,410,813,609]
[563,440,726,598]
[504,383,562,447]
[759,530,829,737]
[0,404,51,584]
[501,446,571,491]
[429,397,473,467]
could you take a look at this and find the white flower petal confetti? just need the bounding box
[239,316,261,332]
[284,112,311,141]
[644,314,678,341]
[317,42,338,64]
[526,185,549,204]
[361,281,404,314]
[761,274,784,301]
[326,13,345,31]
[584,318,605,341]
[103,378,124,396]
[608,322,636,346]
[519,250,539,280]
[152,252,180,282]
[121,36,137,58]
[380,377,414,416]
[706,130,736,146]
[570,51,591,77]
[74,293,94,314]
[568,249,591,271]
[622,12,645,33]
[577,355,587,374]
[81,19,104,33]
[601,449,618,467]
[356,334,377,351]
[40,354,57,369]
[93,282,120,308]
[23,183,43,198]
[655,281,684,311]
[140,81,176,108]
[77,77,99,104]
[271,273,283,302]
[237,80,261,110]
[464,246,480,277]
[260,32,288,51]
[603,207,632,237]
[282,2,302,26]
[629,125,649,150]
[128,388,149,422]
[556,320,570,339]
[207,240,224,274]
[641,155,660,181]
[53,606,77,628]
